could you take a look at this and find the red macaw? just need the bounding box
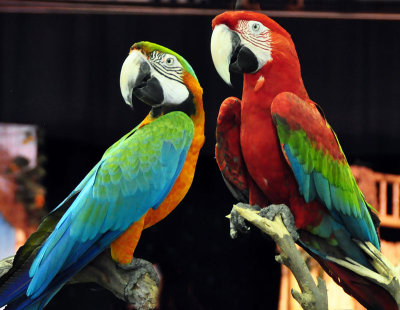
[211,11,396,310]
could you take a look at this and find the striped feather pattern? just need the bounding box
[236,20,271,51]
[150,51,184,84]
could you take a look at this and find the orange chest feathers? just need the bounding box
[143,118,205,228]
[111,75,204,264]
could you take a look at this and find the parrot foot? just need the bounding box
[258,204,299,242]
[228,202,261,239]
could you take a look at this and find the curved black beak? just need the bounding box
[229,44,259,74]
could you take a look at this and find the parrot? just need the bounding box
[0,41,205,309]
[210,10,397,310]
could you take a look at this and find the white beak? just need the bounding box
[120,50,148,107]
[210,24,236,86]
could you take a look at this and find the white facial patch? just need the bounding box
[236,20,273,72]
[152,69,189,105]
[149,51,189,105]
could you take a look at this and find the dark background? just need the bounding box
[1,9,400,310]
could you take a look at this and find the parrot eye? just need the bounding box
[165,56,175,67]
[249,21,262,34]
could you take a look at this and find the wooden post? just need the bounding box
[379,181,387,217]
[393,182,400,219]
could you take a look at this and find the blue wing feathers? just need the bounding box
[29,218,71,279]
[28,225,74,297]
[0,269,31,306]
[313,172,332,209]
[302,173,311,202]
[152,147,188,210]
[7,230,121,310]
[309,174,316,202]
[0,112,194,309]
[283,145,304,193]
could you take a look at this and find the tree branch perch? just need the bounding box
[0,250,160,310]
[231,204,328,310]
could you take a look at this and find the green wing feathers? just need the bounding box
[69,111,195,241]
[271,92,379,248]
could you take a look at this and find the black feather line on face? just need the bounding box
[150,51,184,84]
[152,63,184,85]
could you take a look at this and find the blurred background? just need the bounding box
[1,0,400,309]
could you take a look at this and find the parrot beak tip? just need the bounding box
[125,100,134,109]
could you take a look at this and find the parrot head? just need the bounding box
[210,11,296,85]
[120,41,202,118]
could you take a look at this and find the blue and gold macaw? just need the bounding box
[0,41,204,309]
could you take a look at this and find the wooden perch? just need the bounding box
[232,204,328,310]
[0,251,160,310]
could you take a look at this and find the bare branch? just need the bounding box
[0,251,160,310]
[232,204,328,310]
